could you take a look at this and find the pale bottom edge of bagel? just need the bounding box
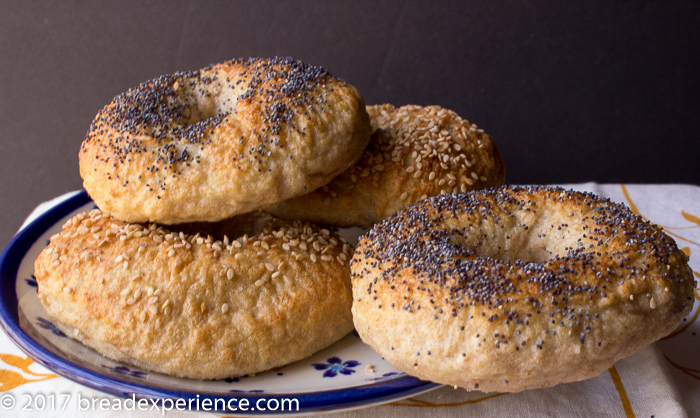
[48,315,354,381]
[51,320,159,375]
[353,317,680,394]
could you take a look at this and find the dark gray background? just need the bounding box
[1,1,699,250]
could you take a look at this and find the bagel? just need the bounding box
[351,186,694,392]
[34,209,354,379]
[267,104,505,227]
[79,57,372,224]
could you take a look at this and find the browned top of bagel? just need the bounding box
[34,209,354,379]
[80,57,371,224]
[351,186,694,392]
[267,104,505,227]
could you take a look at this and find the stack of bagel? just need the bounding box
[34,57,693,393]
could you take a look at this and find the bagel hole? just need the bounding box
[178,80,236,125]
[453,216,579,264]
[472,244,555,264]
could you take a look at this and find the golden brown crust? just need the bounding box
[34,209,355,379]
[351,186,694,392]
[79,57,371,224]
[267,104,505,227]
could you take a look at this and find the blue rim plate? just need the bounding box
[0,191,439,415]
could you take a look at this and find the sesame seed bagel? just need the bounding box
[34,209,354,379]
[351,186,694,393]
[267,104,505,227]
[79,57,372,224]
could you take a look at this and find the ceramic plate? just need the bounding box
[0,191,439,415]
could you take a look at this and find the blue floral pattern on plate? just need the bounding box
[35,316,66,337]
[25,274,38,290]
[312,356,361,378]
[101,364,148,379]
[366,372,400,383]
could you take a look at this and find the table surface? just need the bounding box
[1,183,699,417]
